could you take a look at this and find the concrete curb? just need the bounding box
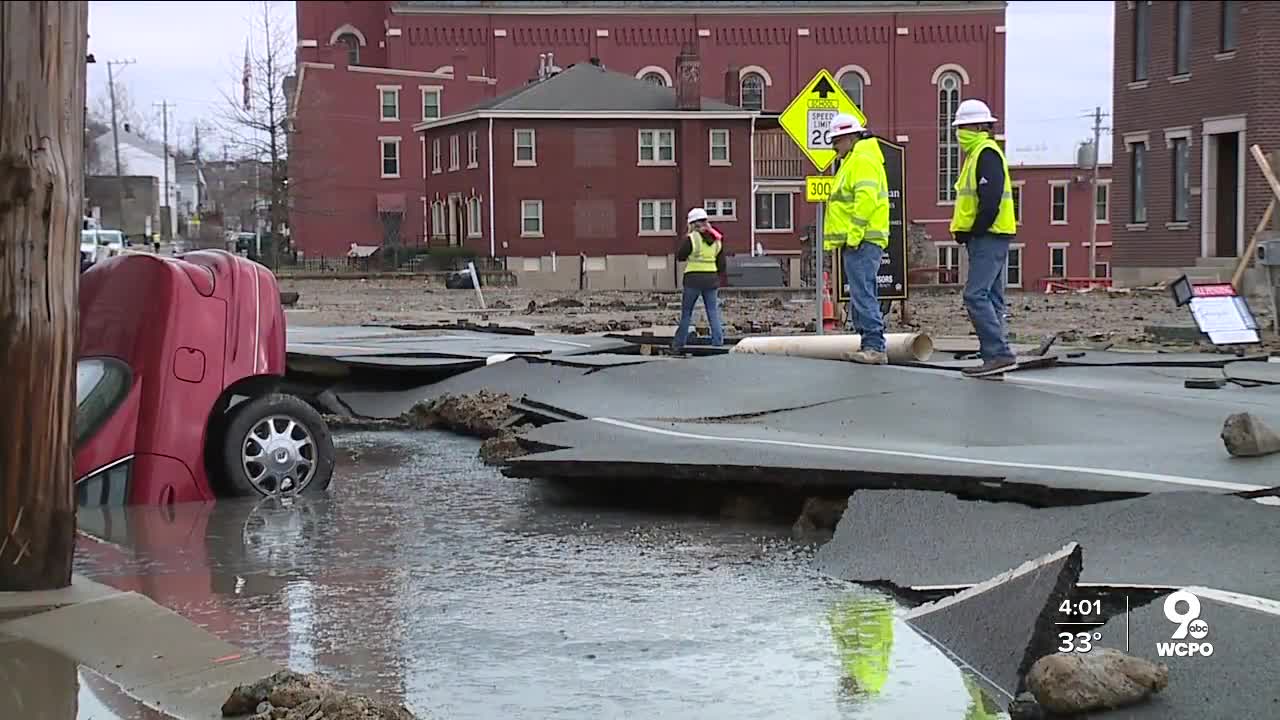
[0,576,280,720]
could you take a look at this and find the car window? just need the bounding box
[75,357,133,447]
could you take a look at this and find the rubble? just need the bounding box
[222,670,419,719]
[403,390,517,438]
[1024,649,1169,715]
[321,415,412,432]
[1221,411,1280,457]
[478,426,531,465]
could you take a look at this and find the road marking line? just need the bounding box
[591,417,1269,492]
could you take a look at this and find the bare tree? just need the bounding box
[89,81,155,140]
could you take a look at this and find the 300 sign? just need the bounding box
[805,177,834,203]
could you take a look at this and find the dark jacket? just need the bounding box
[676,229,727,289]
[957,147,1015,243]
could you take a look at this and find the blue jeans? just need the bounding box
[842,243,886,353]
[672,286,723,351]
[963,234,1014,361]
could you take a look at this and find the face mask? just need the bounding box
[957,129,988,152]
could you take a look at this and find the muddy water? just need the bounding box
[74,431,1003,720]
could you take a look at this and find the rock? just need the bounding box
[223,671,314,716]
[403,391,516,438]
[223,670,419,719]
[1025,649,1169,714]
[791,497,848,537]
[1221,411,1280,457]
[1006,691,1044,720]
[478,426,529,465]
[319,692,417,720]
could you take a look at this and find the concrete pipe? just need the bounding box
[731,333,934,364]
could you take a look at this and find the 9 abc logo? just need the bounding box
[1158,590,1213,657]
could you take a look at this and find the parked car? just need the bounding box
[83,228,126,260]
[80,232,99,272]
[75,250,335,506]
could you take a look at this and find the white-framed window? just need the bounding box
[937,71,962,203]
[521,199,543,237]
[838,71,865,111]
[467,131,479,168]
[1049,244,1068,278]
[638,199,676,235]
[1095,180,1111,223]
[421,86,442,121]
[704,198,737,220]
[430,200,445,238]
[754,191,793,232]
[1126,134,1149,224]
[1007,244,1024,288]
[514,128,536,166]
[1011,181,1024,224]
[379,136,401,179]
[937,244,961,285]
[431,138,442,174]
[378,86,400,122]
[1171,135,1191,223]
[638,129,676,165]
[740,72,765,111]
[468,196,482,238]
[449,135,460,171]
[709,129,730,165]
[1050,181,1069,224]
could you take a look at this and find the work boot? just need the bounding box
[847,349,888,365]
[962,356,1017,378]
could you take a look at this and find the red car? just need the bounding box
[75,250,335,505]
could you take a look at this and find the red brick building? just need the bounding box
[415,55,754,289]
[1110,0,1274,287]
[290,0,1009,275]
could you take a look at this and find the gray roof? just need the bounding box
[471,62,741,113]
[96,129,172,160]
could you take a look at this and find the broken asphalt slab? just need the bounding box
[908,349,1270,372]
[905,544,1082,705]
[507,357,1280,498]
[813,490,1280,600]
[287,326,635,362]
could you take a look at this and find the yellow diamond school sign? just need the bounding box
[779,69,866,173]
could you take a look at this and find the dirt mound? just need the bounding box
[222,670,419,719]
[478,426,531,464]
[403,390,516,438]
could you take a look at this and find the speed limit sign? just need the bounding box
[807,109,836,151]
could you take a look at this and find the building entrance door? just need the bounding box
[1214,131,1241,258]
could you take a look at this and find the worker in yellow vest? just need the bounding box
[672,207,725,353]
[824,113,891,365]
[949,98,1019,378]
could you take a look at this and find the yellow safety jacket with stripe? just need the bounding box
[949,136,1017,235]
[823,137,891,252]
[684,231,722,274]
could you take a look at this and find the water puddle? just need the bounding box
[75,430,1005,719]
[0,635,173,719]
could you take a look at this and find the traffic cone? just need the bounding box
[822,271,838,331]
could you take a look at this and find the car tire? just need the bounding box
[219,393,335,498]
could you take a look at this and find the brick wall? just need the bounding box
[1111,0,1280,276]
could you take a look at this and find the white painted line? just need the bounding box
[905,544,1078,619]
[591,417,1269,492]
[911,582,1280,615]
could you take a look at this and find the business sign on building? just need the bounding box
[833,140,908,304]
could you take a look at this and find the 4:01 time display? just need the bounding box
[1059,599,1102,616]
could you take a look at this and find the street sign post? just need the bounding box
[832,139,909,305]
[780,69,866,333]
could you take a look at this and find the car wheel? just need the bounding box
[219,393,335,497]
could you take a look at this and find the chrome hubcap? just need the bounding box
[241,415,316,495]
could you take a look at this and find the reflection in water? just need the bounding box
[74,430,1000,719]
[0,637,170,720]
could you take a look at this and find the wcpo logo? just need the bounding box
[1156,590,1214,658]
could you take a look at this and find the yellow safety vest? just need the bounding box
[684,231,721,274]
[823,138,891,251]
[950,137,1017,235]
[829,596,894,696]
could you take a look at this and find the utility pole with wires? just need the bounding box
[106,58,135,226]
[1086,105,1111,282]
[154,100,174,241]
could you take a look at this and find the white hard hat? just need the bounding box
[687,207,709,223]
[829,113,865,139]
[952,98,998,127]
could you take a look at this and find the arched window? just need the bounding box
[336,33,360,66]
[838,72,865,113]
[740,72,765,111]
[936,71,962,203]
[641,72,668,87]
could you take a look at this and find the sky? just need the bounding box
[86,0,1114,164]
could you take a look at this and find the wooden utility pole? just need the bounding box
[0,1,89,591]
